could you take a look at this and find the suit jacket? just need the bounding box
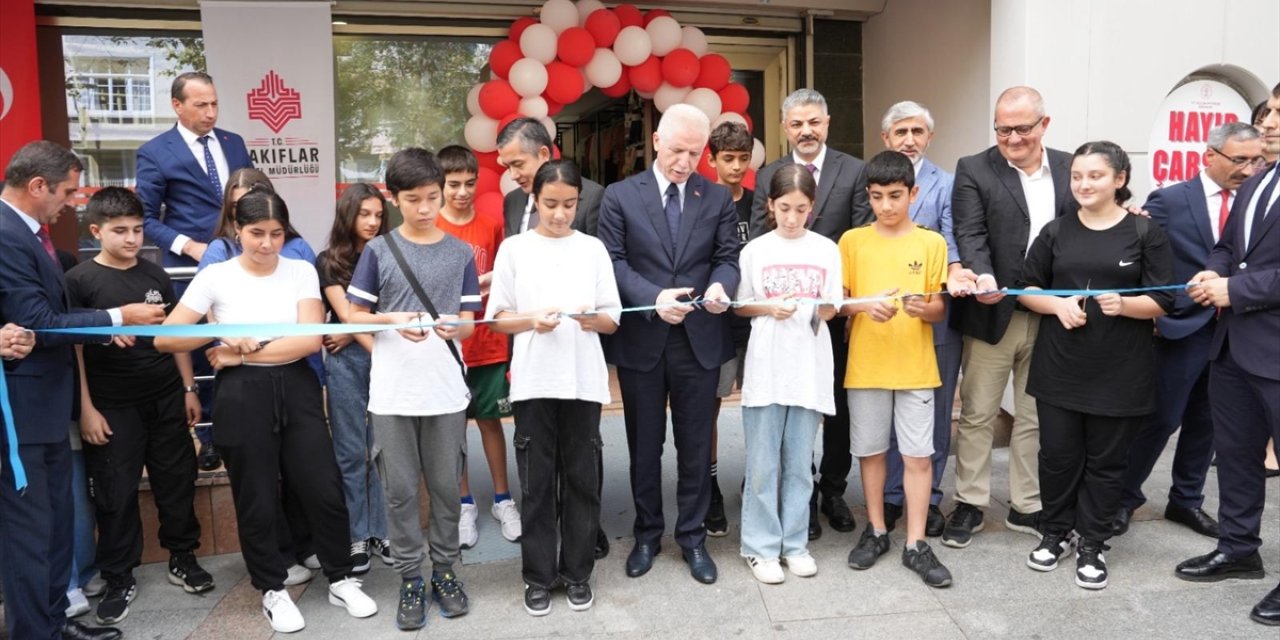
[1205,166,1280,381]
[1146,174,1219,340]
[597,169,741,371]
[136,125,252,264]
[0,202,112,445]
[951,145,1078,345]
[503,177,604,238]
[910,158,960,346]
[749,147,872,243]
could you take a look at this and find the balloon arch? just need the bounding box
[461,0,767,220]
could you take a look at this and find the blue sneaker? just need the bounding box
[430,571,470,618]
[396,577,428,630]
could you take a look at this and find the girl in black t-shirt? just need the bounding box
[1017,141,1174,591]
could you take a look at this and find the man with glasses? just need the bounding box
[943,86,1078,549]
[1115,122,1265,540]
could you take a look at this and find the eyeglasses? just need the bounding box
[994,117,1044,138]
[1209,147,1268,169]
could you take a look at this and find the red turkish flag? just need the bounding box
[0,0,43,170]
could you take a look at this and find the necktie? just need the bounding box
[198,135,223,201]
[526,197,539,233]
[804,163,818,227]
[35,226,57,264]
[1249,168,1279,249]
[664,183,681,244]
[1218,189,1231,239]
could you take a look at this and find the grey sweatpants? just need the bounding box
[371,411,467,578]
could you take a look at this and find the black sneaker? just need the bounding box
[926,505,946,537]
[941,503,984,549]
[1005,507,1043,538]
[1026,532,1073,572]
[594,528,610,560]
[95,575,137,625]
[370,537,393,565]
[883,502,903,533]
[396,577,428,631]
[523,584,551,617]
[167,551,214,594]
[847,527,891,570]
[705,491,729,537]
[350,540,371,575]
[902,540,953,588]
[1075,541,1110,590]
[197,442,221,471]
[566,582,594,612]
[430,571,470,618]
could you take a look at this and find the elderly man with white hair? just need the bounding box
[597,103,742,585]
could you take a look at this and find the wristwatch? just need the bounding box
[183,384,200,393]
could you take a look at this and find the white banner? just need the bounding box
[201,0,335,250]
[1147,79,1251,190]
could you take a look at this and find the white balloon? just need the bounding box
[519,23,558,64]
[539,0,578,34]
[464,115,500,153]
[653,82,691,112]
[538,117,557,141]
[579,66,594,92]
[712,111,748,131]
[680,26,708,57]
[500,172,520,196]
[645,16,682,57]
[576,0,605,24]
[636,88,655,100]
[750,138,765,170]
[466,83,484,117]
[684,87,722,123]
[518,96,549,119]
[509,58,549,97]
[613,25,652,67]
[584,48,622,88]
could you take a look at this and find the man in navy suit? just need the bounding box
[1,141,164,640]
[597,104,740,584]
[1115,122,1266,539]
[1178,85,1280,628]
[135,71,252,269]
[875,101,961,539]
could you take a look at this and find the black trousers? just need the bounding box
[512,398,602,588]
[1037,401,1142,543]
[213,361,353,591]
[84,386,201,579]
[619,325,718,550]
[0,440,73,640]
[816,316,852,498]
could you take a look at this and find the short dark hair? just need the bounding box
[532,159,582,199]
[1254,99,1271,127]
[865,150,915,189]
[1272,82,1280,98]
[708,122,752,156]
[385,147,444,195]
[3,140,83,188]
[171,71,214,102]
[1073,140,1132,205]
[496,117,553,156]
[86,187,144,225]
[437,145,479,176]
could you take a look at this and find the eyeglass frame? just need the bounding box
[993,116,1045,138]
[1208,146,1267,169]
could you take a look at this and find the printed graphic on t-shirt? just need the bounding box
[761,264,828,298]
[907,260,923,275]
[144,288,164,305]
[736,221,750,245]
[470,244,491,274]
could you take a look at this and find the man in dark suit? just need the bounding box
[497,117,603,237]
[1115,122,1266,539]
[1178,85,1280,628]
[135,71,252,268]
[1,141,164,640]
[943,86,1078,549]
[597,104,740,584]
[749,89,871,539]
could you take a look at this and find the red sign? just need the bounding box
[246,70,303,134]
[0,0,43,170]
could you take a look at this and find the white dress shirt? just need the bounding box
[653,164,687,211]
[170,123,230,255]
[520,192,536,234]
[1009,148,1055,252]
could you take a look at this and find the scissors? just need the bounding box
[1079,279,1091,313]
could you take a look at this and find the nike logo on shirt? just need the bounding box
[1118,260,1135,267]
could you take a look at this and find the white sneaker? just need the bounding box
[744,556,785,584]
[328,577,378,618]
[283,564,313,586]
[262,588,305,633]
[491,499,523,542]
[83,575,108,598]
[65,588,90,618]
[301,554,321,570]
[459,503,480,549]
[782,552,818,578]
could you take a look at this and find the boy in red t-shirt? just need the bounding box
[435,146,521,547]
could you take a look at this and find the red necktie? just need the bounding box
[36,226,58,263]
[1218,189,1231,238]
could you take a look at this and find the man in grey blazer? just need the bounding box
[497,118,604,238]
[750,89,872,540]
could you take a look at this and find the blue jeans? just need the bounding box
[69,447,96,589]
[326,344,387,543]
[885,335,963,507]
[740,404,820,559]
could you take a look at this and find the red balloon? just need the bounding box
[475,191,504,223]
[696,146,717,181]
[546,98,564,116]
[478,79,520,120]
[552,143,562,160]
[476,166,501,195]
[613,4,643,28]
[584,9,622,48]
[474,150,501,174]
[741,167,756,191]
[643,9,672,26]
[661,48,699,88]
[694,53,731,91]
[741,111,753,133]
[600,74,632,98]
[488,40,522,80]
[557,27,595,67]
[497,113,520,138]
[628,55,662,93]
[719,83,749,114]
[509,16,537,42]
[544,61,583,106]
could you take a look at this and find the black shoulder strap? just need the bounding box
[382,233,468,376]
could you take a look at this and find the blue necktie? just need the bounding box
[1248,167,1278,249]
[198,136,223,201]
[664,183,681,244]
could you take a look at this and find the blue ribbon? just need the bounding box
[0,365,28,492]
